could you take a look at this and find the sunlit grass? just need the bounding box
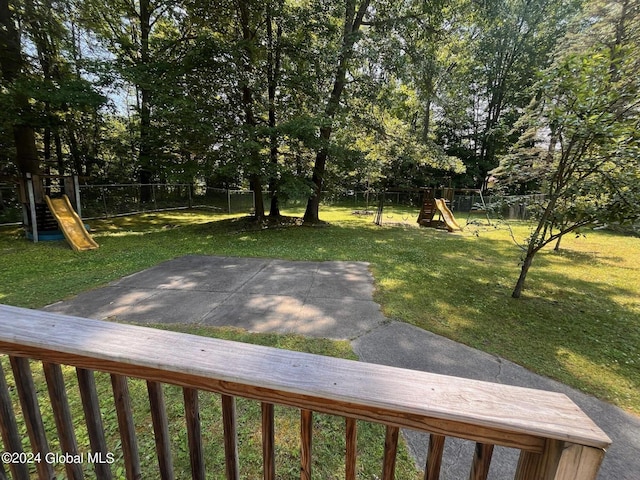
[1,206,639,415]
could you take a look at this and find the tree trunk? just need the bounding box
[303,129,330,224]
[250,177,265,221]
[55,130,64,175]
[554,234,563,251]
[0,0,40,175]
[13,126,40,175]
[512,251,534,298]
[138,0,153,203]
[267,8,282,218]
[237,2,265,220]
[303,0,370,224]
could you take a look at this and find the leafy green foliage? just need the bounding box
[495,0,640,297]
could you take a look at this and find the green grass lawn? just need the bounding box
[1,206,639,419]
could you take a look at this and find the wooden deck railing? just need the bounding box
[0,304,611,479]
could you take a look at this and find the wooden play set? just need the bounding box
[417,187,462,232]
[16,173,98,251]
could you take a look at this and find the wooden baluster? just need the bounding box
[424,434,445,480]
[43,362,84,479]
[300,409,313,480]
[183,388,205,480]
[76,368,113,480]
[469,443,494,480]
[9,356,55,480]
[0,360,30,480]
[345,417,357,480]
[262,403,275,480]
[515,439,563,480]
[146,381,174,480]
[382,425,399,480]
[222,395,239,480]
[111,374,141,480]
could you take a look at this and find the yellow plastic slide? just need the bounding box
[45,195,99,251]
[434,198,462,232]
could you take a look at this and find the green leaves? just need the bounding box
[496,0,640,296]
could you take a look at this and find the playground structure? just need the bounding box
[372,186,488,229]
[416,187,490,231]
[417,187,461,232]
[17,173,98,251]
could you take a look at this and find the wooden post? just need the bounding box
[222,395,240,480]
[515,439,563,480]
[76,368,113,480]
[300,409,313,480]
[345,417,357,480]
[26,173,38,242]
[43,362,84,480]
[0,361,30,480]
[469,443,494,480]
[9,356,54,479]
[382,426,399,480]
[111,374,141,480]
[147,381,174,480]
[183,388,205,480]
[424,434,445,480]
[553,444,605,480]
[262,403,275,480]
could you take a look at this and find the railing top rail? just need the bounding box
[0,304,611,453]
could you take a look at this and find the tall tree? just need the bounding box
[0,0,39,175]
[81,0,181,197]
[473,0,581,180]
[497,0,640,298]
[303,0,371,223]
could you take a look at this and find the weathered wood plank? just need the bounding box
[111,374,141,480]
[262,403,275,480]
[345,417,357,480]
[300,409,313,480]
[76,368,113,480]
[9,356,55,480]
[43,362,84,480]
[146,381,174,480]
[424,434,445,480]
[0,360,30,480]
[183,388,204,480]
[222,395,239,480]
[382,425,399,480]
[469,443,494,480]
[0,306,612,455]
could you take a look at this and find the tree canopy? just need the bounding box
[1,0,638,231]
[495,0,640,297]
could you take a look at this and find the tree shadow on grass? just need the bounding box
[365,225,640,414]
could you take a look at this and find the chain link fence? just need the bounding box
[0,181,546,226]
[77,184,255,219]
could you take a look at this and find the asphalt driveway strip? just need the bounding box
[43,255,639,479]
